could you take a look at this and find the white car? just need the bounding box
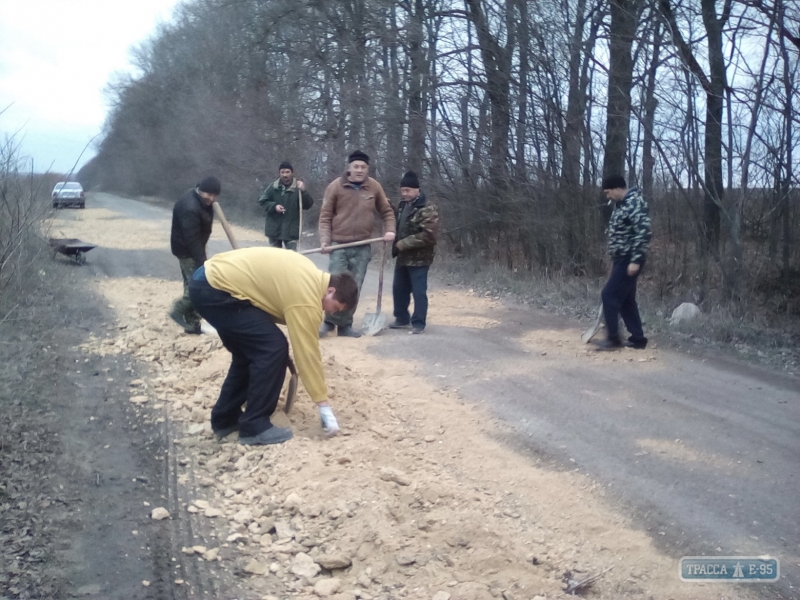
[52,182,85,209]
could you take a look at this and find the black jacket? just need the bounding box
[170,189,213,265]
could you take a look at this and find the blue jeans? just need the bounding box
[601,259,645,344]
[188,270,287,437]
[392,264,429,329]
[325,245,372,328]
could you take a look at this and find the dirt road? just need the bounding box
[35,192,797,599]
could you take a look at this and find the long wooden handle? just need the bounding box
[297,188,303,251]
[212,202,239,249]
[376,242,386,314]
[300,237,384,255]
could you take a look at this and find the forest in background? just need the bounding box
[79,0,800,321]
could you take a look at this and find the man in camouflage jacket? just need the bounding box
[389,171,440,334]
[597,174,652,350]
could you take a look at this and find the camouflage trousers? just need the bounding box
[172,257,202,328]
[324,244,372,328]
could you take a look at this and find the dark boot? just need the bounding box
[318,321,336,338]
[626,336,648,349]
[239,426,293,445]
[595,338,623,351]
[184,322,202,335]
[337,325,362,338]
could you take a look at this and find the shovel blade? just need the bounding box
[283,358,298,414]
[581,304,604,343]
[284,374,298,414]
[361,312,387,336]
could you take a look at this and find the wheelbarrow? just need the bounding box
[49,238,96,265]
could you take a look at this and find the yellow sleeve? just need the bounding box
[284,305,328,402]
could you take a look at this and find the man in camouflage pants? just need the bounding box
[169,176,220,334]
[596,175,652,351]
[318,150,396,338]
[389,171,440,334]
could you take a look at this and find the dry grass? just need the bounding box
[435,250,800,374]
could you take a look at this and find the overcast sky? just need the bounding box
[0,0,183,174]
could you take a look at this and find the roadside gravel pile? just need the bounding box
[58,202,732,599]
[77,301,709,600]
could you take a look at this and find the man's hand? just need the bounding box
[383,232,396,242]
[320,242,331,254]
[627,263,640,276]
[297,180,305,192]
[276,205,286,214]
[318,404,340,436]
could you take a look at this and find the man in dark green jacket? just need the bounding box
[389,171,440,334]
[258,162,313,251]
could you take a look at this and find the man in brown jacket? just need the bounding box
[318,150,396,338]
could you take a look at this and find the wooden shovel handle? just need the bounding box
[297,188,303,251]
[376,242,386,314]
[299,237,384,255]
[212,202,239,249]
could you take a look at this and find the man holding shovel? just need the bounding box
[258,162,313,251]
[169,176,220,335]
[389,171,439,334]
[318,150,396,338]
[188,247,359,444]
[595,174,651,351]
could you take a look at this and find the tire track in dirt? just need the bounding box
[45,193,771,599]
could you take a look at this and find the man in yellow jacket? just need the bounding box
[188,247,358,444]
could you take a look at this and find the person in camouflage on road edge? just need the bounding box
[389,171,440,334]
[596,174,652,351]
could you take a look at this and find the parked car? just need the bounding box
[52,182,85,209]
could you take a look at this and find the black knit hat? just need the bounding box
[400,171,420,189]
[347,150,370,165]
[197,176,221,195]
[279,162,293,172]
[601,174,626,190]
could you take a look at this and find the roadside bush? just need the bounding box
[0,134,56,317]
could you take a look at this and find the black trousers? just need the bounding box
[601,259,645,344]
[188,269,287,437]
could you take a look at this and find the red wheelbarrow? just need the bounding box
[49,238,96,265]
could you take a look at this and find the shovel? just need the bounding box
[212,202,300,410]
[581,303,604,343]
[283,357,298,414]
[361,242,388,336]
[299,237,384,256]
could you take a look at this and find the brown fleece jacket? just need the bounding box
[318,176,396,245]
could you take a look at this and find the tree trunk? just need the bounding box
[514,0,529,183]
[602,0,642,181]
[642,21,662,200]
[465,0,515,191]
[407,0,426,174]
[699,0,726,253]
